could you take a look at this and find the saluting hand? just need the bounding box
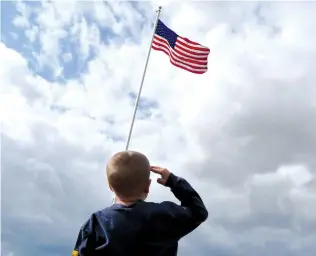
[150,166,171,185]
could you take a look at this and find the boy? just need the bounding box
[72,151,208,256]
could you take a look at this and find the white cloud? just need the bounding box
[278,165,313,187]
[25,25,39,42]
[12,1,31,28]
[2,1,316,255]
[62,52,72,63]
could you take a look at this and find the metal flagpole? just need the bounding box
[125,6,162,151]
[112,6,162,204]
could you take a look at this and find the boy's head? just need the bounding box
[106,151,151,200]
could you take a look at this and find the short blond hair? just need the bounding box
[106,151,150,198]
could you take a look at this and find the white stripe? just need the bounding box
[153,38,207,67]
[177,36,210,50]
[152,44,208,72]
[171,59,207,73]
[154,35,209,60]
[175,42,210,55]
[152,40,207,68]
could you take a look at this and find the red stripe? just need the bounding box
[153,38,208,66]
[172,61,207,74]
[154,35,208,60]
[152,40,207,68]
[152,44,207,73]
[153,45,207,74]
[175,42,209,57]
[152,43,206,70]
[177,37,210,53]
[178,36,200,45]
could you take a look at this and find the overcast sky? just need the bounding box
[1,1,316,256]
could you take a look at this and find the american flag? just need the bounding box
[152,19,210,74]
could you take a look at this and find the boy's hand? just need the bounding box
[150,166,171,185]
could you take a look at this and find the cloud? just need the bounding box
[1,1,316,256]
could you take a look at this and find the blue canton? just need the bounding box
[155,19,178,49]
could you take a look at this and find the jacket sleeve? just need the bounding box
[72,218,95,256]
[158,173,208,239]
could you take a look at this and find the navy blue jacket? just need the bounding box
[72,173,208,256]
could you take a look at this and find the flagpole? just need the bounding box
[125,6,162,151]
[112,6,162,204]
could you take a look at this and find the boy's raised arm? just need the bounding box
[150,166,208,238]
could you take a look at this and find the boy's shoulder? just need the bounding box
[83,200,178,223]
[79,207,113,229]
[80,200,181,231]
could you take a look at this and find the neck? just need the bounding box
[114,196,143,206]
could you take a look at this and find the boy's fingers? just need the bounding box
[150,166,163,174]
[150,169,162,175]
[157,178,164,184]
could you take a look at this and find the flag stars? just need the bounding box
[155,20,177,48]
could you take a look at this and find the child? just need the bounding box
[72,151,208,256]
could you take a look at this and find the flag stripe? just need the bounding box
[152,45,208,74]
[154,35,208,60]
[172,61,207,74]
[178,36,203,46]
[153,37,208,65]
[177,37,210,52]
[152,41,207,68]
[175,42,210,57]
[152,44,207,70]
[152,45,207,71]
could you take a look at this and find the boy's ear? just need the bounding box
[144,179,151,194]
[109,184,113,192]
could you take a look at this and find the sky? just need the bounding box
[1,1,316,255]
